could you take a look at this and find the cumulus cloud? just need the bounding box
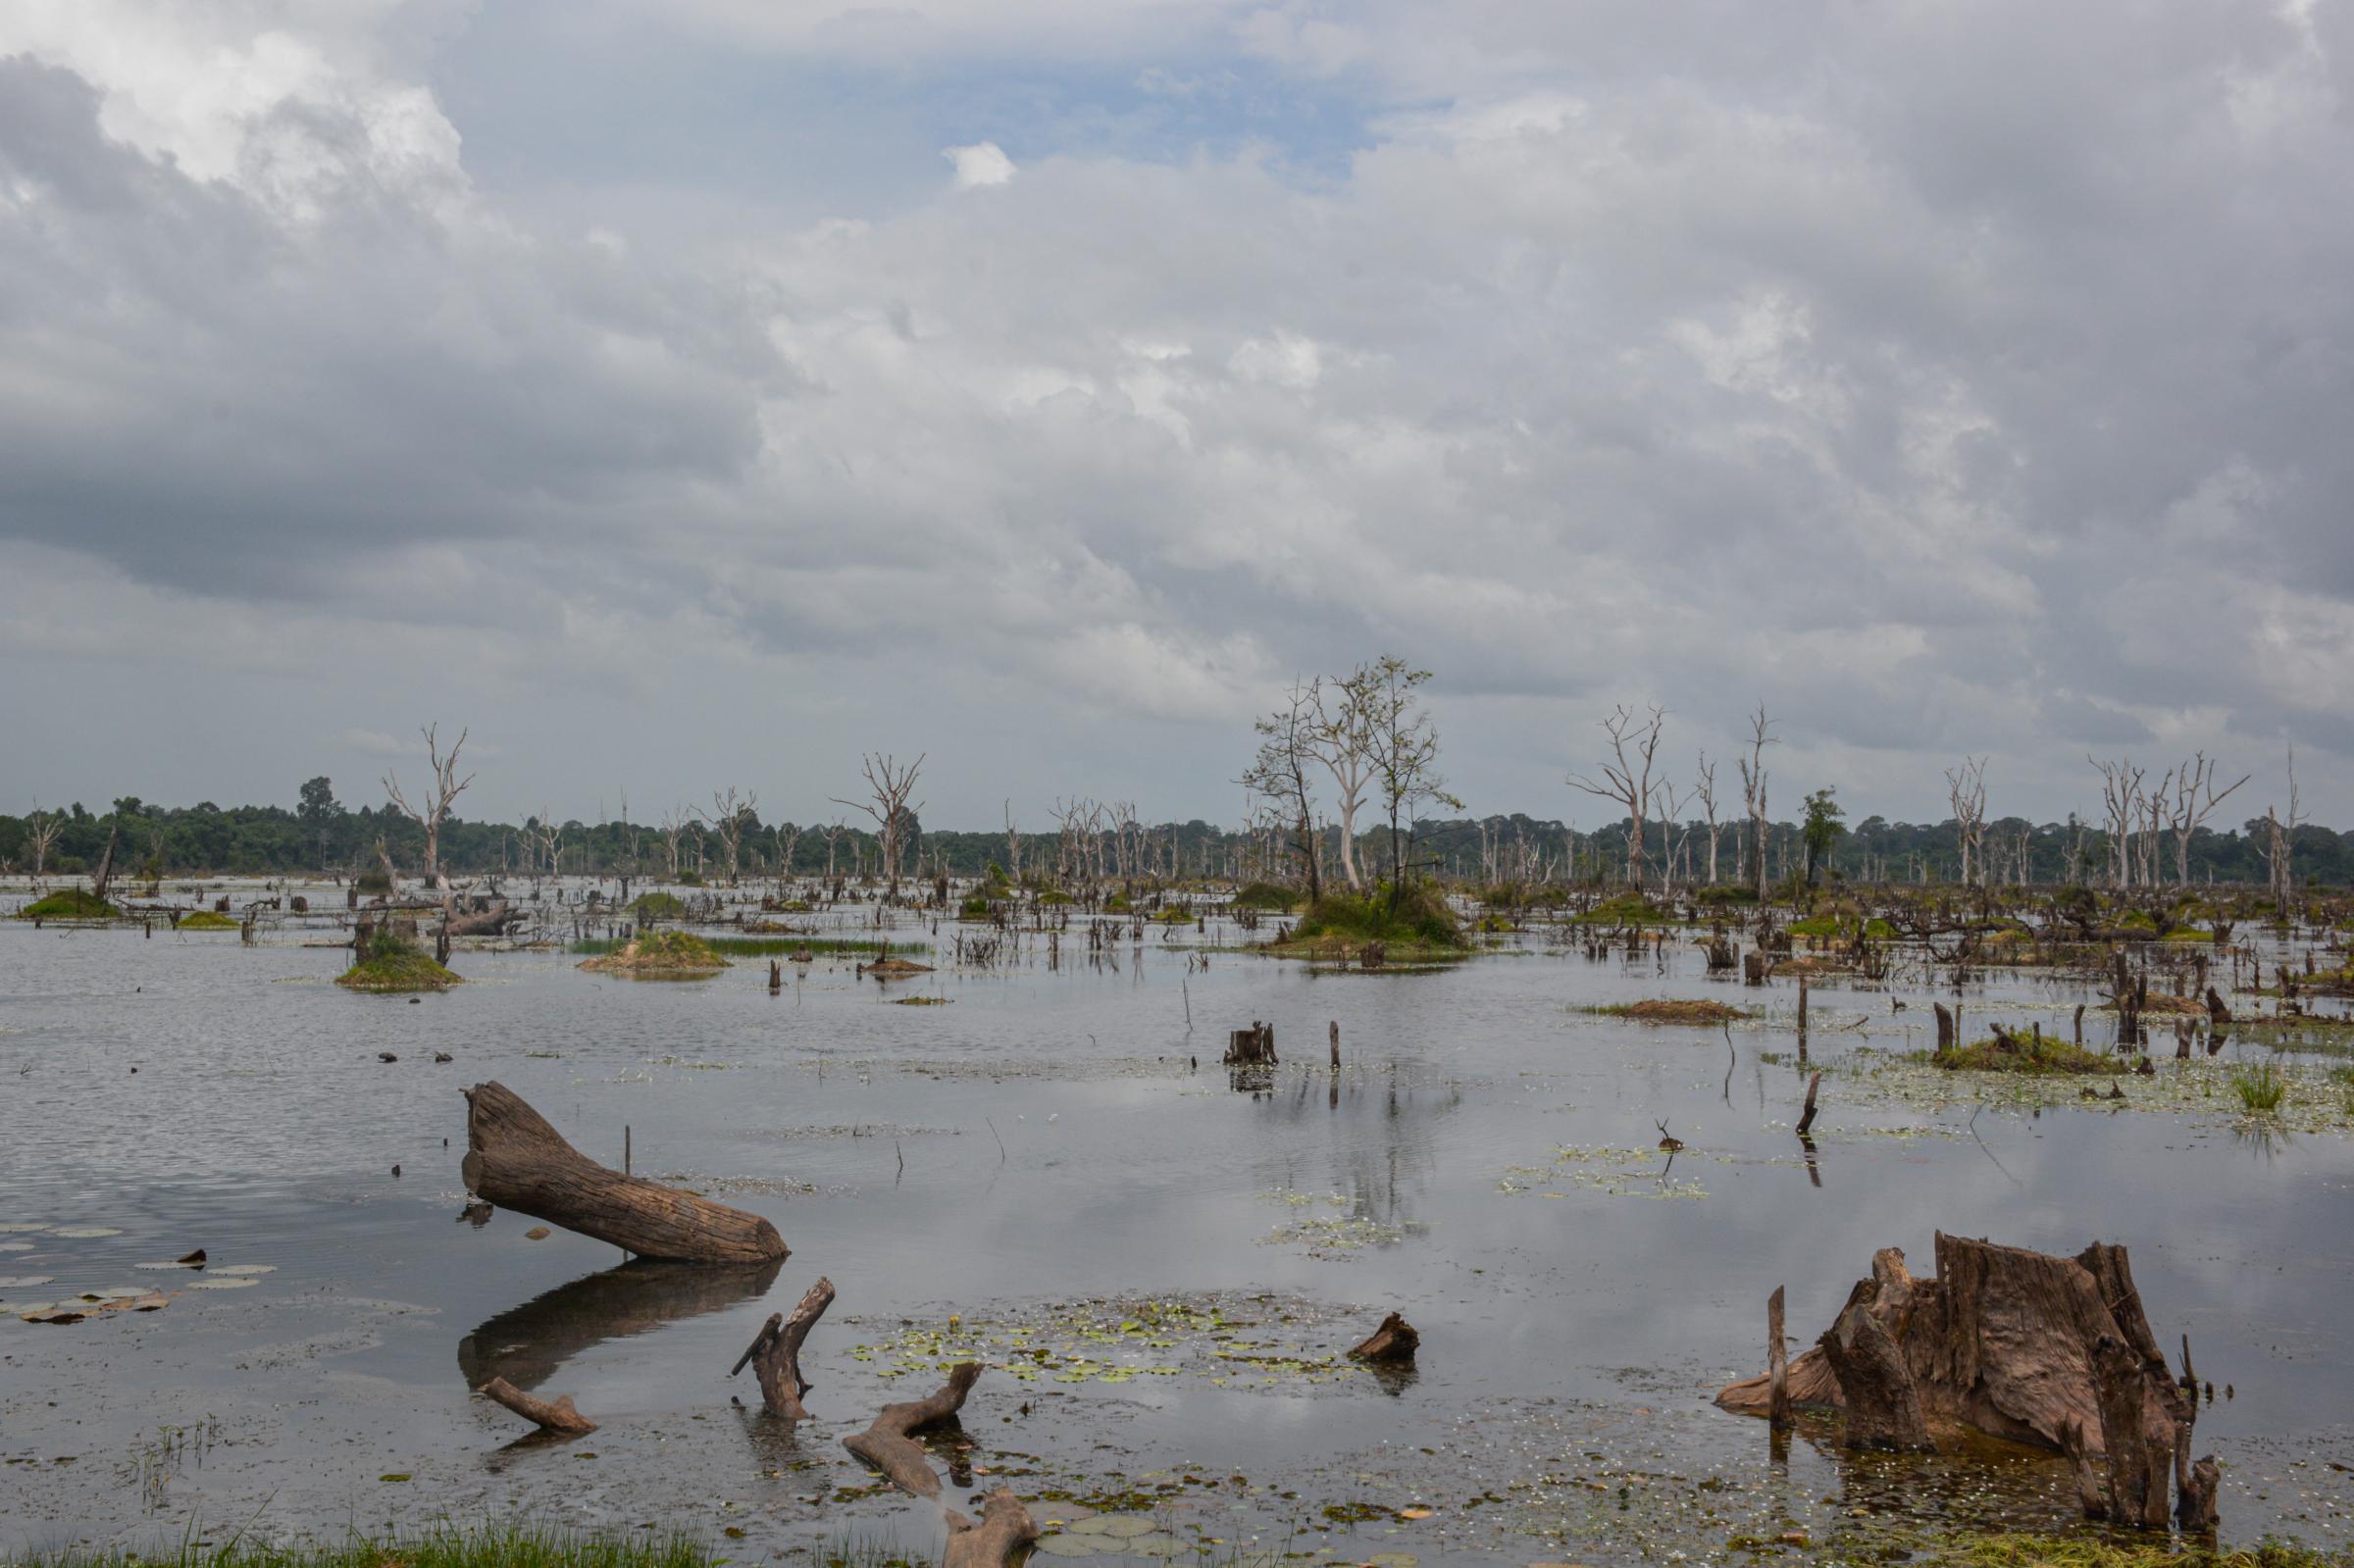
[0,0,2348,826]
[943,140,1017,187]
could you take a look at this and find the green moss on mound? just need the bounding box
[1282,884,1465,952]
[1231,882,1302,912]
[1930,1033,2116,1075]
[1574,893,1679,926]
[177,909,239,930]
[18,887,120,920]
[578,928,729,976]
[337,929,460,992]
[1592,999,1755,1025]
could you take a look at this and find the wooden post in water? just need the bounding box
[1768,1286,1791,1429]
[1329,1020,1341,1070]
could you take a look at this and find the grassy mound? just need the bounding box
[1933,1032,2115,1075]
[1593,999,1755,1025]
[1282,884,1465,952]
[578,929,728,976]
[338,928,460,992]
[1232,882,1303,912]
[1575,893,1678,926]
[178,909,239,930]
[632,890,688,923]
[18,887,120,920]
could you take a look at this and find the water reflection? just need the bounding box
[458,1256,783,1391]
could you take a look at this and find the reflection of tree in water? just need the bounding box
[1256,1066,1461,1231]
[457,1255,782,1391]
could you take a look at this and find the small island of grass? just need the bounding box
[1591,999,1755,1025]
[1269,885,1469,962]
[1928,1031,2116,1075]
[177,908,240,930]
[338,927,461,992]
[577,929,730,977]
[18,887,121,921]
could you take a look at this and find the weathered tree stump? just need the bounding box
[1225,1022,1275,1066]
[477,1375,596,1436]
[1767,1286,1791,1429]
[1933,1002,1957,1052]
[1817,1283,1932,1450]
[1715,1236,2210,1529]
[1348,1311,1419,1363]
[1795,1074,1822,1138]
[731,1277,835,1419]
[844,1361,982,1498]
[944,1489,1041,1568]
[461,1082,788,1264]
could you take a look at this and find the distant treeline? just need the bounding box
[4,784,2349,888]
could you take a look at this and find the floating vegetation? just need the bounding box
[1587,999,1754,1025]
[576,929,729,976]
[893,994,952,1006]
[844,1291,1367,1391]
[1825,1046,2354,1135]
[17,888,121,921]
[1498,1144,1712,1201]
[2231,1060,2288,1112]
[1255,1190,1409,1256]
[50,1226,124,1239]
[176,909,240,930]
[571,936,926,959]
[337,928,460,992]
[1930,1035,2118,1075]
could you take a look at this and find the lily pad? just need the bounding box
[0,1276,55,1289]
[0,1241,32,1252]
[1368,1555,1421,1567]
[1032,1538,1105,1558]
[212,1264,277,1276]
[52,1227,124,1239]
[1092,1517,1158,1540]
[0,1224,52,1234]
[188,1277,258,1290]
[1123,1535,1188,1559]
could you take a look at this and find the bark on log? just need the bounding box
[1817,1282,1932,1450]
[477,1375,596,1436]
[1347,1311,1419,1363]
[1767,1286,1791,1429]
[732,1277,835,1419]
[461,1082,788,1264]
[1795,1075,1821,1138]
[943,1489,1041,1568]
[844,1361,982,1498]
[2092,1333,2175,1527]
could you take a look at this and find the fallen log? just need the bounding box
[1347,1311,1419,1364]
[844,1361,982,1498]
[477,1375,596,1436]
[1716,1235,2211,1527]
[460,1082,788,1264]
[943,1489,1041,1568]
[732,1277,836,1419]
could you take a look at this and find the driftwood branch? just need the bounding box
[477,1375,596,1436]
[461,1082,788,1264]
[731,1277,836,1419]
[1347,1311,1419,1363]
[943,1488,1041,1568]
[844,1361,982,1498]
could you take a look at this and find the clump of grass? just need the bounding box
[1931,1032,2116,1076]
[1231,882,1301,912]
[337,927,460,991]
[1574,893,1678,927]
[352,869,392,895]
[632,890,688,923]
[1918,1530,2352,1568]
[578,928,728,976]
[18,887,120,920]
[176,909,240,930]
[574,936,922,959]
[1591,999,1754,1025]
[1285,883,1464,950]
[2230,1060,2287,1113]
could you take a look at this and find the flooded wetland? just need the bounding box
[4,885,2351,1567]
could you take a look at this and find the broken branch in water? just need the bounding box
[730,1277,835,1419]
[844,1360,982,1497]
[476,1375,596,1437]
[943,1488,1041,1568]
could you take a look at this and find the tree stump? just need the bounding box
[844,1361,982,1498]
[1767,1286,1791,1429]
[1817,1283,1932,1450]
[461,1083,789,1264]
[1225,1023,1275,1066]
[1347,1311,1419,1363]
[732,1277,835,1419]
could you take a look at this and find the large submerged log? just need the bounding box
[461,1083,788,1264]
[844,1361,982,1498]
[1716,1235,2211,1527]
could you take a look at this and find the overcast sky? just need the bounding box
[2,0,2348,831]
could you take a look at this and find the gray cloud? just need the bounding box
[0,2,2347,828]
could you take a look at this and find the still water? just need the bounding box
[2,887,2350,1563]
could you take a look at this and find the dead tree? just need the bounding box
[832,753,925,897]
[2257,745,2301,918]
[383,724,475,889]
[944,1490,1040,1568]
[1737,705,1775,900]
[1694,753,1723,886]
[2163,755,2247,886]
[1242,683,1326,905]
[460,1082,788,1263]
[1569,703,1666,887]
[24,804,64,881]
[731,1277,835,1418]
[703,787,755,885]
[2091,757,2146,889]
[477,1375,596,1437]
[844,1361,982,1497]
[1945,758,1988,887]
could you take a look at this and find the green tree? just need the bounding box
[1801,786,1846,886]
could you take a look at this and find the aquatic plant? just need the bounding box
[2230,1060,2287,1113]
[1285,884,1463,950]
[1588,999,1754,1025]
[577,928,728,975]
[335,927,459,991]
[17,887,119,920]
